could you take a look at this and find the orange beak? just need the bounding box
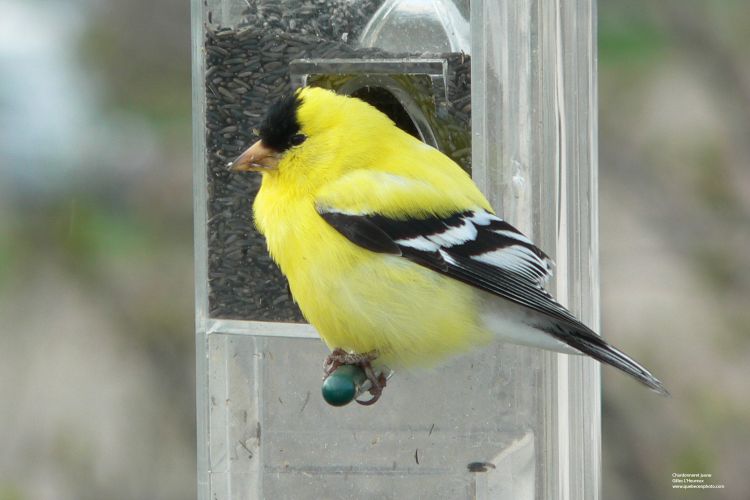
[228,140,280,172]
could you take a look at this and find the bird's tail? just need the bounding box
[545,321,670,397]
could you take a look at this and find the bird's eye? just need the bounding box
[290,134,307,146]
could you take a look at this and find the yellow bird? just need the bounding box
[230,87,668,403]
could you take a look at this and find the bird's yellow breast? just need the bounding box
[253,174,491,367]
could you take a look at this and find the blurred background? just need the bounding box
[0,0,747,499]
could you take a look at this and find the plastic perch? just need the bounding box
[322,365,393,407]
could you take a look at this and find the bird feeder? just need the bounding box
[192,0,601,498]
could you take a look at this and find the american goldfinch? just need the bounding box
[230,87,669,402]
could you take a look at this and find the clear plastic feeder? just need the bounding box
[192,0,601,498]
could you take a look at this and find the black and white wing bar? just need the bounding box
[318,206,670,396]
[317,207,568,318]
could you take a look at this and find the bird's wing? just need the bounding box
[315,171,582,327]
[317,171,671,395]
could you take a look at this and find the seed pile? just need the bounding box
[204,1,472,321]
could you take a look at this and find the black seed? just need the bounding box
[217,87,236,102]
[202,1,471,321]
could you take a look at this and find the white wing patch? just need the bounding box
[394,236,439,252]
[460,211,554,286]
[394,216,477,251]
[318,206,565,322]
[467,210,496,226]
[493,229,533,245]
[471,245,553,285]
[318,204,554,288]
[427,218,477,248]
[390,209,554,287]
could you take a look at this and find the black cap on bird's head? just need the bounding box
[258,93,305,151]
[229,91,307,172]
[229,87,399,174]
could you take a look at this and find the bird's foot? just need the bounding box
[356,363,387,406]
[323,348,386,405]
[323,348,379,376]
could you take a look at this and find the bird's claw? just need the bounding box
[355,369,387,406]
[323,348,379,377]
[323,348,387,404]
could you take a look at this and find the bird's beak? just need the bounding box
[227,140,280,172]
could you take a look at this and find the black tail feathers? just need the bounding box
[547,322,670,397]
